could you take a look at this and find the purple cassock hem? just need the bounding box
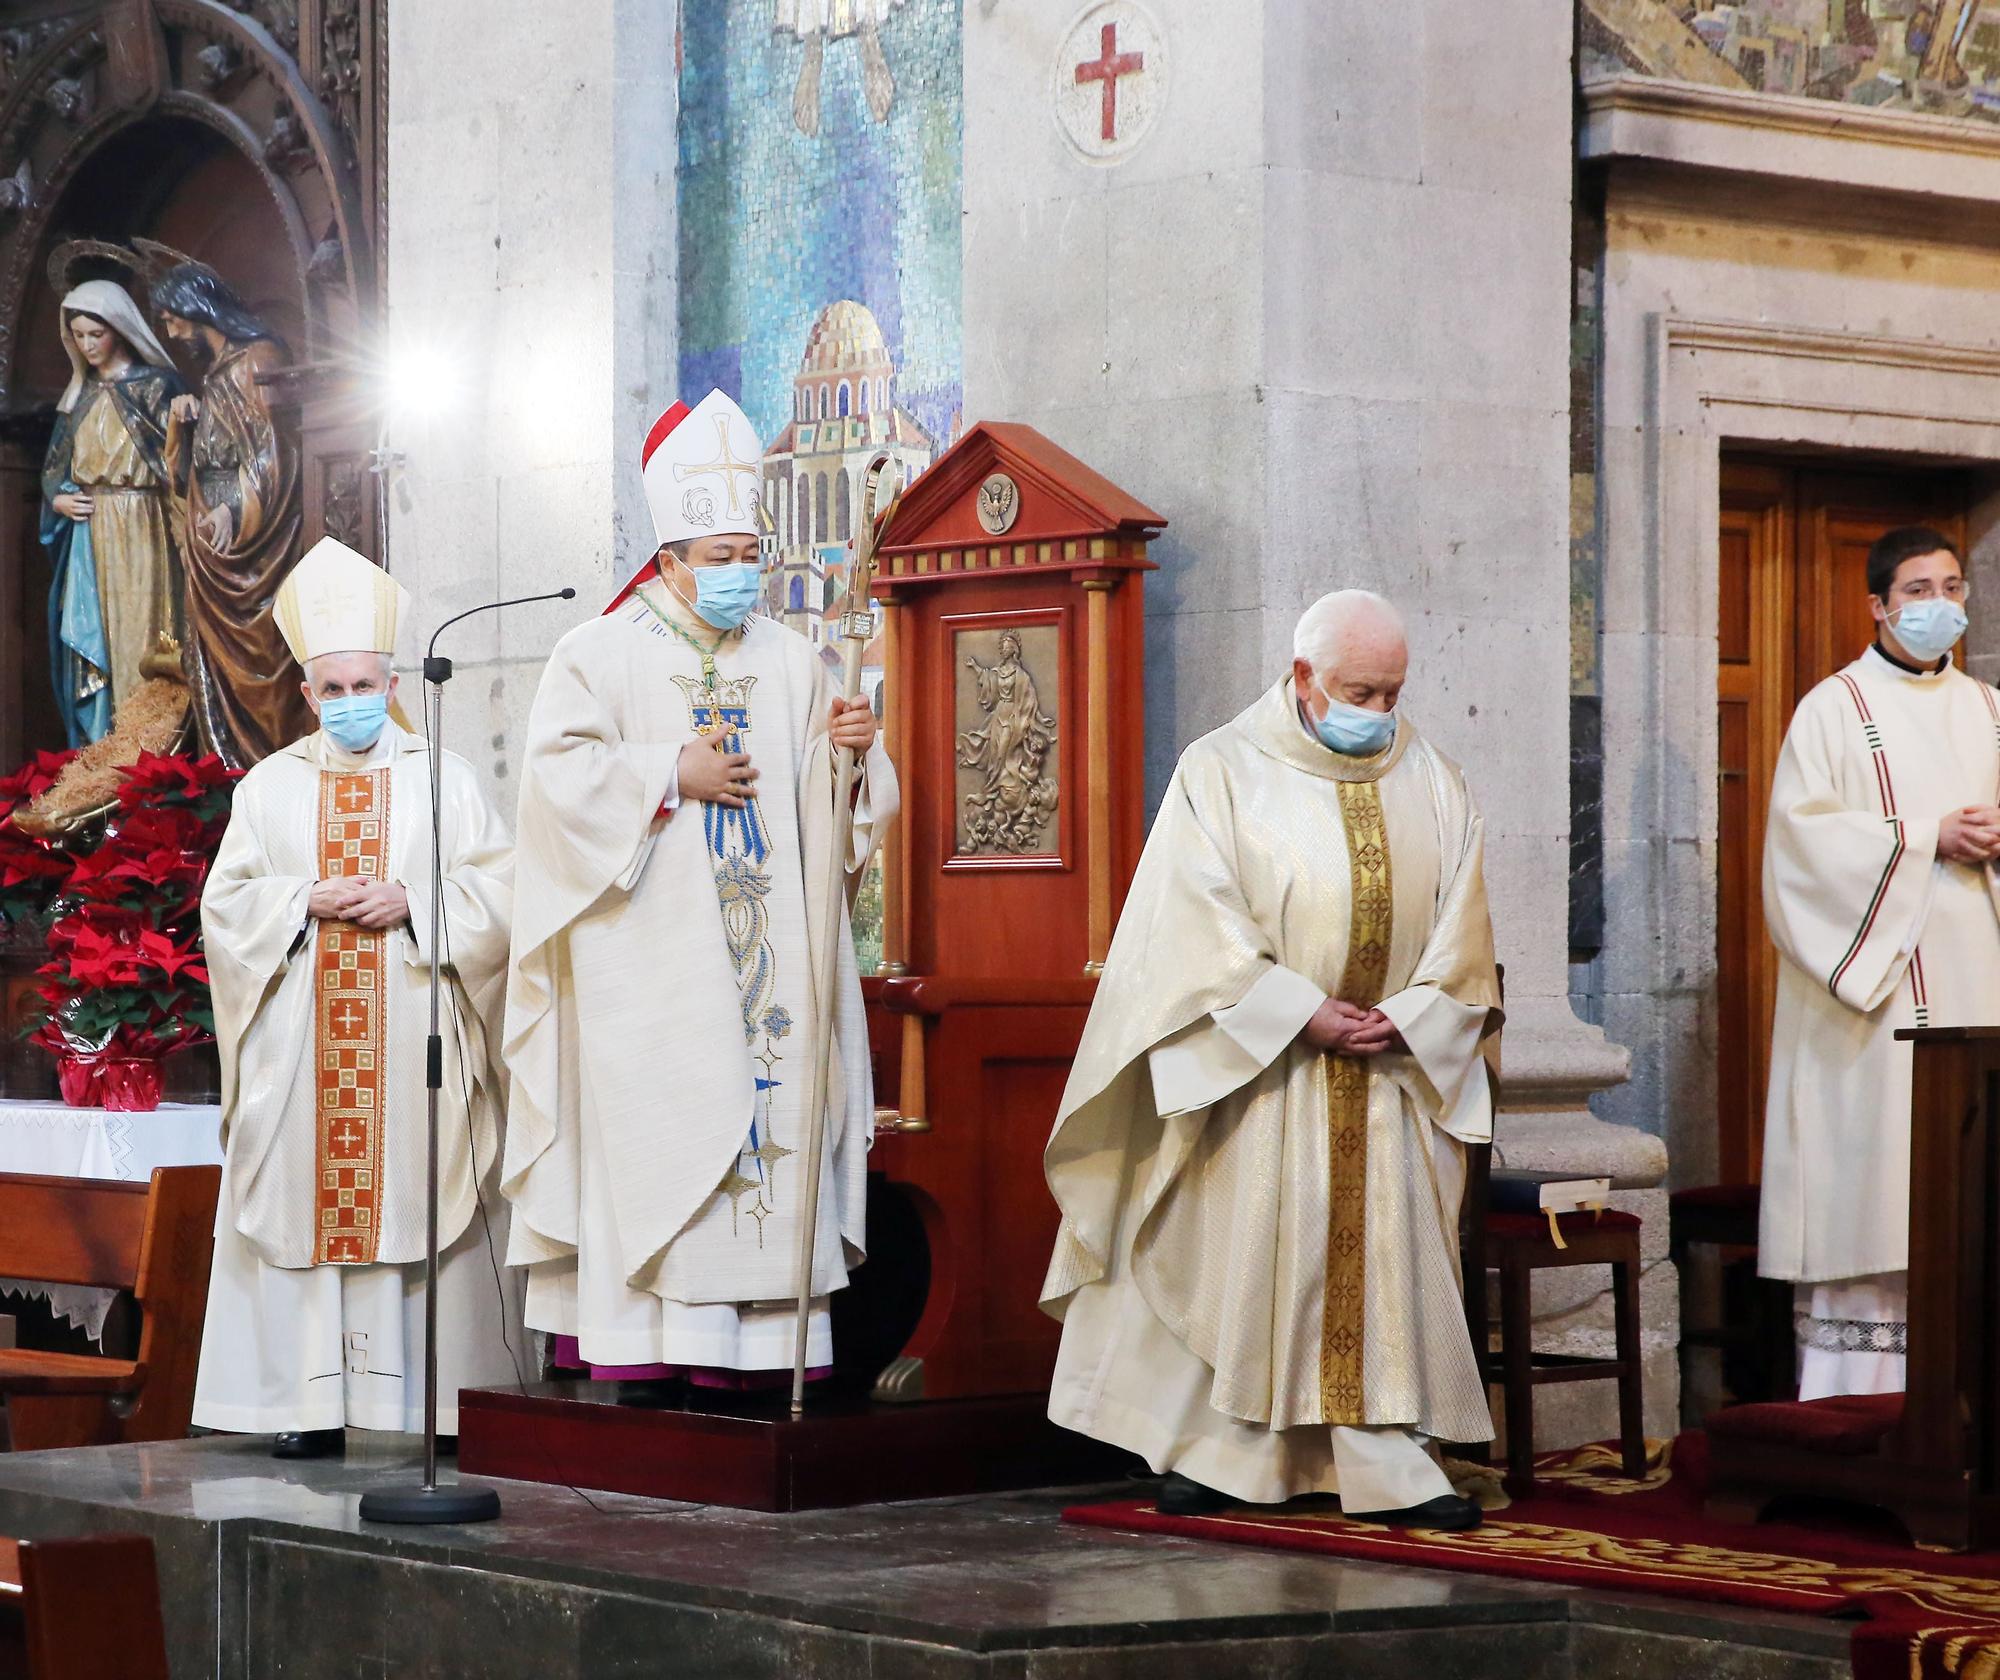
[549,1335,831,1389]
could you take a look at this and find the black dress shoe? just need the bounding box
[1156,1473,1235,1516]
[615,1377,686,1408]
[1343,1492,1482,1531]
[271,1427,346,1460]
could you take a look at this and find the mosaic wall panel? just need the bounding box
[1582,0,2000,119]
[678,0,964,645]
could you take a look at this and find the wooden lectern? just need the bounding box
[863,422,1162,1402]
[1705,1026,2000,1551]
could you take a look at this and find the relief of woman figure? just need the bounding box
[40,279,187,746]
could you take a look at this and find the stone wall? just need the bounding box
[385,0,677,809]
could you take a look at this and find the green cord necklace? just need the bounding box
[635,586,727,691]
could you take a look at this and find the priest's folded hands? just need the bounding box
[307,875,410,931]
[1301,996,1407,1057]
[1937,805,2000,863]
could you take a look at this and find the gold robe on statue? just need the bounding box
[1043,677,1500,1505]
[171,338,310,770]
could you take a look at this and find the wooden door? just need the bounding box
[1714,459,1970,1184]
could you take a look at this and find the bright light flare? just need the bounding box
[382,345,456,418]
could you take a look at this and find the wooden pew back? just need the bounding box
[0,1532,171,1680]
[0,1166,222,1451]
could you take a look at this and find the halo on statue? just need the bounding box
[45,236,198,297]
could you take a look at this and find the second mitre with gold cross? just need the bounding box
[193,536,520,1457]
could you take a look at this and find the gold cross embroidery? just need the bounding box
[673,415,760,515]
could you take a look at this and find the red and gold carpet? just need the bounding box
[1063,1436,2000,1678]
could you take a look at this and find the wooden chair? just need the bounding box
[1461,1138,1646,1497]
[0,1166,221,1452]
[0,1532,171,1680]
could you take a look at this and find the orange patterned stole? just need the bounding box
[314,768,391,1264]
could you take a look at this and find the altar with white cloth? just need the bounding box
[0,1098,223,1337]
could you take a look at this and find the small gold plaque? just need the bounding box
[976,473,1020,536]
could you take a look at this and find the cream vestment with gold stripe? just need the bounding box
[1043,677,1500,1505]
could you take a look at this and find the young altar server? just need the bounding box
[1761,527,2000,1400]
[193,538,520,1457]
[1043,590,1500,1529]
[501,390,896,1395]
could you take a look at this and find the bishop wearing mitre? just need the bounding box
[1043,590,1499,1529]
[194,538,520,1458]
[1761,527,2000,1400]
[502,390,896,1395]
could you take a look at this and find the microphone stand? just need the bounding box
[358,586,578,1526]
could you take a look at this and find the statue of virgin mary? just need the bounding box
[39,278,187,745]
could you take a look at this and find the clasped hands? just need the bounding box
[309,877,410,931]
[1939,805,2000,865]
[675,696,876,812]
[1301,996,1405,1058]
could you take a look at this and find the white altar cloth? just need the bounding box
[0,1098,223,1337]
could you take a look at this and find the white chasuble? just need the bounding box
[1760,648,2000,1389]
[193,723,520,1432]
[502,583,897,1367]
[1042,677,1500,1504]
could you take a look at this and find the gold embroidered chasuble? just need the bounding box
[1042,677,1500,1458]
[200,723,515,1269]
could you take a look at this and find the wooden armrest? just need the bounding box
[0,1537,18,1593]
[0,1349,143,1397]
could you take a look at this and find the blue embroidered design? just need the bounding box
[669,665,794,1244]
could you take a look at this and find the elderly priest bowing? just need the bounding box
[502,389,897,1393]
[193,538,521,1459]
[1043,589,1500,1529]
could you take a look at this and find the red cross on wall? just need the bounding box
[1075,21,1145,143]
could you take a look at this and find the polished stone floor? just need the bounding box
[0,1435,1852,1679]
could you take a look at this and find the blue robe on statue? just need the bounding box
[42,483,110,747]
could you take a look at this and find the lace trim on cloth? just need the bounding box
[1794,1311,1908,1355]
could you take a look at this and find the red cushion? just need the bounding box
[1704,1393,1901,1456]
[1670,1183,1761,1214]
[1485,1208,1641,1244]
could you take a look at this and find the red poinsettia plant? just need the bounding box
[29,750,239,1066]
[0,749,79,939]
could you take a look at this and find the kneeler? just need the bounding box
[1705,1025,2000,1552]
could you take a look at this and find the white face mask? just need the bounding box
[1312,686,1397,757]
[1889,598,1968,662]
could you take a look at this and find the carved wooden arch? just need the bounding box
[0,0,377,406]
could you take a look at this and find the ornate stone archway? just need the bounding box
[0,0,386,765]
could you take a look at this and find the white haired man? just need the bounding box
[1042,589,1501,1528]
[195,538,520,1458]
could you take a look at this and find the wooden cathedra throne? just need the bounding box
[859,422,1163,1404]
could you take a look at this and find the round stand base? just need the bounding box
[358,1481,502,1525]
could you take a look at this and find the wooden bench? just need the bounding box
[0,1166,221,1452]
[0,1532,171,1679]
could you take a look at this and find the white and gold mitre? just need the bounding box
[640,388,765,547]
[273,537,410,665]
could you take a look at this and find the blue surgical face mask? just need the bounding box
[690,562,764,630]
[1889,598,1968,662]
[1313,688,1397,757]
[319,692,390,753]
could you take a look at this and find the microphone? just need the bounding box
[424,587,578,683]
